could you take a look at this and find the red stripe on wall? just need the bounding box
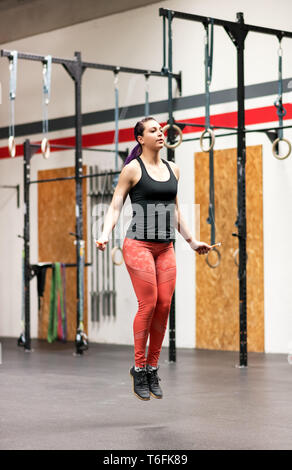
[0,104,291,159]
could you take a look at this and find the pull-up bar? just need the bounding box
[0,49,182,87]
[159,8,292,39]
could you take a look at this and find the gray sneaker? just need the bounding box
[129,367,150,401]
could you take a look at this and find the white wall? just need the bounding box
[1,0,292,353]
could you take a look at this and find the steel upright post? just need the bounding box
[236,13,248,367]
[23,139,31,351]
[166,10,176,363]
[74,52,84,338]
[63,52,85,353]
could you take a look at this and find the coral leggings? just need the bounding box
[123,237,176,368]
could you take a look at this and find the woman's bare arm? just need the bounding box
[170,162,211,254]
[96,164,136,249]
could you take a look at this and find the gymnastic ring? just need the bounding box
[41,137,50,159]
[161,124,183,149]
[111,246,123,266]
[272,137,291,160]
[206,247,221,269]
[8,135,16,158]
[233,248,248,267]
[199,128,215,153]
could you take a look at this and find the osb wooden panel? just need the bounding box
[195,146,264,352]
[38,166,87,342]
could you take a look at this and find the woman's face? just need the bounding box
[137,120,164,151]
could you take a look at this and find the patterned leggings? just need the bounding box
[122,237,176,368]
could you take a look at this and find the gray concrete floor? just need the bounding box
[0,337,291,450]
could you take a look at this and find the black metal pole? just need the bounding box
[62,52,86,354]
[166,10,176,363]
[23,140,31,351]
[167,10,174,128]
[235,13,248,367]
[73,52,84,349]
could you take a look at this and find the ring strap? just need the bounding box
[8,51,18,156]
[145,73,150,116]
[272,41,291,156]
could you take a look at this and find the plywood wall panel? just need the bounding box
[38,166,87,342]
[195,146,264,352]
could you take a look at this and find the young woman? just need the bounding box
[96,117,212,401]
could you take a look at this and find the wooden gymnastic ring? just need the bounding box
[272,137,291,160]
[200,128,215,152]
[206,247,221,269]
[41,137,50,159]
[111,246,123,266]
[8,135,16,158]
[161,124,183,149]
[233,248,248,267]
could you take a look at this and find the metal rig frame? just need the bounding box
[160,7,292,367]
[0,49,181,355]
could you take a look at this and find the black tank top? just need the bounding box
[125,156,178,242]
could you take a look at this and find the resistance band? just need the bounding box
[78,240,85,331]
[74,239,88,353]
[8,51,18,158]
[48,262,67,343]
[17,247,26,347]
[41,55,52,159]
[272,41,291,160]
[61,264,67,339]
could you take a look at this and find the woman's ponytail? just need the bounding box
[123,143,142,166]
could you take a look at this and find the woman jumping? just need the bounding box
[96,117,212,401]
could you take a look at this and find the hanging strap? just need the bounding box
[202,20,220,268]
[205,20,215,246]
[8,51,18,158]
[41,55,52,159]
[144,73,150,116]
[200,21,215,153]
[9,51,18,103]
[274,43,286,139]
[113,70,119,187]
[43,56,52,102]
[78,240,85,330]
[205,20,213,130]
[111,71,124,265]
[272,41,291,160]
